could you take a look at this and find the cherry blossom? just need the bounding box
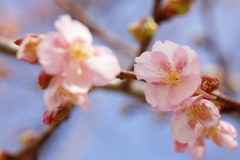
[37,15,120,94]
[173,120,238,159]
[16,34,44,64]
[44,77,89,112]
[171,95,220,143]
[134,40,200,111]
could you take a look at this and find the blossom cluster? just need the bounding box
[15,14,237,159]
[134,40,238,158]
[15,15,121,126]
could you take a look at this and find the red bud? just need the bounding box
[43,103,72,126]
[200,74,220,93]
[38,69,52,90]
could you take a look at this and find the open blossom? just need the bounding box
[37,15,120,94]
[16,34,44,64]
[134,40,200,111]
[171,95,220,143]
[45,77,89,112]
[173,120,238,159]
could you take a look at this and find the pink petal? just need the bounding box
[89,46,120,86]
[44,79,63,111]
[145,83,177,111]
[186,145,205,159]
[62,61,93,94]
[74,93,89,111]
[217,133,238,150]
[134,64,161,82]
[152,40,180,60]
[55,15,92,44]
[201,99,220,128]
[37,33,67,75]
[218,120,238,139]
[173,47,187,70]
[181,46,200,76]
[171,108,197,143]
[134,51,169,82]
[173,138,187,153]
[168,74,199,105]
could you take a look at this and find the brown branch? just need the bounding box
[0,37,18,56]
[55,0,137,57]
[0,37,240,113]
[12,125,59,160]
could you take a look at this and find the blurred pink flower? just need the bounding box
[134,40,200,111]
[173,120,238,159]
[37,15,120,94]
[206,120,238,150]
[171,95,220,143]
[45,78,88,112]
[16,34,44,64]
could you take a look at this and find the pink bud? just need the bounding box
[16,34,44,64]
[38,69,52,90]
[43,103,72,126]
[200,74,220,93]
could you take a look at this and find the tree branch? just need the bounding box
[55,0,137,57]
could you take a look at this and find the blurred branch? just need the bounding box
[12,125,59,160]
[55,0,137,57]
[0,36,240,113]
[0,37,18,56]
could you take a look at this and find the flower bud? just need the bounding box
[38,69,52,90]
[128,17,158,43]
[200,74,220,93]
[43,102,72,126]
[19,130,39,147]
[163,0,194,19]
[15,34,44,64]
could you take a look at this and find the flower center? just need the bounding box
[68,41,94,62]
[156,62,181,86]
[202,126,219,138]
[186,104,209,126]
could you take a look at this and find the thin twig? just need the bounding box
[12,125,59,160]
[0,37,18,56]
[0,31,240,113]
[55,0,137,57]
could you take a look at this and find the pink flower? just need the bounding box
[171,95,220,143]
[16,34,44,64]
[206,120,238,150]
[37,15,120,94]
[173,120,238,159]
[45,78,89,112]
[134,40,200,111]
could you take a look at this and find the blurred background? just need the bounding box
[0,0,240,159]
